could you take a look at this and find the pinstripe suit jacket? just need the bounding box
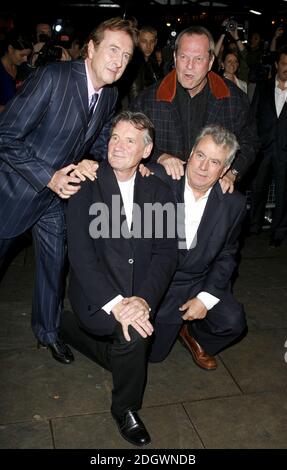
[0,60,117,238]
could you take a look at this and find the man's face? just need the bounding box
[187,135,230,195]
[108,120,152,180]
[36,23,52,42]
[87,29,133,90]
[276,53,287,82]
[174,33,214,96]
[138,31,157,59]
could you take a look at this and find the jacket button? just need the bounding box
[128,258,134,264]
[88,305,91,311]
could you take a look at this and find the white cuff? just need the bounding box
[102,295,124,314]
[197,291,220,310]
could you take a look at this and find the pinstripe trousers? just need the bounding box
[0,197,67,344]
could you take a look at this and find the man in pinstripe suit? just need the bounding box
[0,18,138,364]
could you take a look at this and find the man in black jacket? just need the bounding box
[249,46,287,247]
[61,111,177,446]
[148,125,247,371]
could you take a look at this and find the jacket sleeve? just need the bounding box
[0,66,57,191]
[231,90,259,178]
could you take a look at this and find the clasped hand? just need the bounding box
[112,296,153,342]
[47,159,99,198]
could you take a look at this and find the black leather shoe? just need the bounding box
[112,410,151,446]
[38,339,74,364]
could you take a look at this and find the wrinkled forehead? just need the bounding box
[178,33,210,52]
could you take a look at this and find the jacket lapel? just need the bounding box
[71,60,88,128]
[278,101,287,121]
[196,182,223,245]
[131,172,150,239]
[269,78,287,121]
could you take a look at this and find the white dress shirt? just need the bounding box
[275,76,287,118]
[102,174,136,314]
[184,178,220,310]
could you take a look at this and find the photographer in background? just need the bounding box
[31,22,71,68]
[31,22,52,66]
[214,18,249,83]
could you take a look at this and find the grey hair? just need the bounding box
[194,124,240,166]
[111,110,154,146]
[174,25,215,57]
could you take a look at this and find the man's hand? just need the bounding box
[47,164,81,198]
[138,163,154,178]
[219,169,236,194]
[179,297,207,321]
[118,296,150,321]
[112,297,153,341]
[157,153,186,180]
[71,159,99,181]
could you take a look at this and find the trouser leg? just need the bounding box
[31,199,66,343]
[188,292,247,356]
[110,324,150,417]
[61,309,150,417]
[149,322,181,363]
[249,152,272,231]
[60,310,112,370]
[271,166,287,240]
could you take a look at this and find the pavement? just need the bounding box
[0,230,287,453]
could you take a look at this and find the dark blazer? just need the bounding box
[66,161,178,335]
[251,77,287,167]
[154,177,247,326]
[132,69,258,178]
[0,60,117,238]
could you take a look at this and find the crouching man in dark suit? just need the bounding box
[148,124,247,370]
[61,111,177,446]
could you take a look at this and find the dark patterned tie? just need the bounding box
[88,93,98,122]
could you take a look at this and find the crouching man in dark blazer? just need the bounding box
[61,111,177,446]
[149,124,247,370]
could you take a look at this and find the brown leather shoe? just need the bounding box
[179,325,217,370]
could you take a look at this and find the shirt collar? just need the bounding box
[185,176,212,201]
[117,172,136,187]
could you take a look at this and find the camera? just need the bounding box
[34,41,63,67]
[222,17,237,33]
